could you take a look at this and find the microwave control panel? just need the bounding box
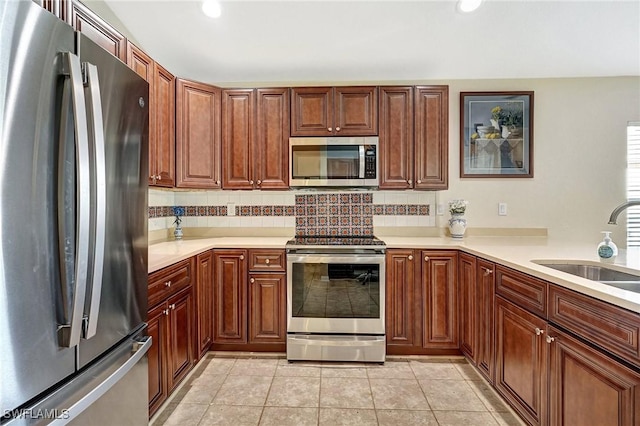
[364,145,376,178]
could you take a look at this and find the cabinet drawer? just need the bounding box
[248,249,285,272]
[549,285,640,364]
[148,258,193,306]
[496,266,547,318]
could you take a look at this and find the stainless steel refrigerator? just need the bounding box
[1,1,150,424]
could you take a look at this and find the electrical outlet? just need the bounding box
[498,202,507,216]
[227,202,236,216]
[436,203,444,216]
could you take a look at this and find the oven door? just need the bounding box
[287,253,385,335]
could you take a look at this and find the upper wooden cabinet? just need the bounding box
[70,0,127,62]
[176,79,221,189]
[379,86,414,189]
[379,85,449,190]
[151,63,176,187]
[291,87,378,136]
[414,86,448,189]
[36,0,70,21]
[222,88,289,190]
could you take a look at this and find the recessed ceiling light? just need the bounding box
[457,0,483,13]
[202,0,222,18]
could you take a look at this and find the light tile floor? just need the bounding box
[151,354,525,426]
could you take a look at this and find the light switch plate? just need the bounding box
[436,203,444,216]
[227,202,236,216]
[498,202,507,216]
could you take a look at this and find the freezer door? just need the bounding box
[0,0,77,415]
[76,34,149,367]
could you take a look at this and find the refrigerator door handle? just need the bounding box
[57,52,91,348]
[82,62,106,340]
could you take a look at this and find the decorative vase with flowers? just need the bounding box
[448,200,468,239]
[173,206,185,240]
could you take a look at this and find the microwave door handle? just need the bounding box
[83,63,106,340]
[359,145,365,178]
[57,52,90,348]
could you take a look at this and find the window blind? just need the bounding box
[627,122,640,246]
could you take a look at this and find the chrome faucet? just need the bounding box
[608,200,640,224]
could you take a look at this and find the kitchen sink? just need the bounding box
[533,261,640,294]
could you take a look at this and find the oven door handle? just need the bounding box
[287,254,385,264]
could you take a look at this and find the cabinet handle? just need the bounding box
[265,258,270,264]
[424,256,429,262]
[535,327,544,336]
[546,335,555,344]
[336,126,341,132]
[240,255,244,260]
[257,179,262,185]
[482,268,493,276]
[328,127,332,132]
[164,280,172,287]
[408,255,413,261]
[250,278,255,283]
[163,309,169,316]
[169,304,176,310]
[407,179,412,185]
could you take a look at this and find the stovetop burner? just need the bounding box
[286,235,386,247]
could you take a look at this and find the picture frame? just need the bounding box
[460,91,534,178]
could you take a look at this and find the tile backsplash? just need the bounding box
[148,189,435,233]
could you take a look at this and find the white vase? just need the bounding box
[448,213,467,239]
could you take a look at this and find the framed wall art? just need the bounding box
[460,91,534,178]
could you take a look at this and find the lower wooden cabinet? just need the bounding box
[548,326,640,426]
[495,296,548,426]
[476,258,496,383]
[385,249,458,355]
[213,249,286,351]
[195,250,214,360]
[147,286,195,417]
[458,252,477,360]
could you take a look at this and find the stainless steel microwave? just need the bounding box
[289,137,379,188]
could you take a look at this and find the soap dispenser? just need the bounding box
[597,231,618,263]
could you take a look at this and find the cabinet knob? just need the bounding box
[546,335,555,344]
[407,179,412,185]
[240,255,244,260]
[424,256,429,262]
[483,268,493,276]
[216,180,220,185]
[169,304,176,310]
[265,258,270,264]
[257,180,262,185]
[250,180,254,185]
[336,126,341,132]
[328,127,332,132]
[157,175,162,181]
[417,180,422,184]
[408,255,413,261]
[250,278,255,283]
[535,327,544,336]
[165,281,172,287]
[162,309,169,316]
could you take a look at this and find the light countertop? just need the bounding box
[148,235,640,314]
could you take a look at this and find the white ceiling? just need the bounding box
[101,0,640,86]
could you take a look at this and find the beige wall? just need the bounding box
[435,76,639,246]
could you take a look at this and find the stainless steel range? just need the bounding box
[286,236,386,362]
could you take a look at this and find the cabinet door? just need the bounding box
[421,251,458,349]
[152,63,175,187]
[70,0,126,62]
[414,86,448,190]
[476,259,496,384]
[248,273,286,343]
[458,252,477,361]
[385,249,417,348]
[176,79,221,188]
[167,288,194,391]
[147,303,168,417]
[255,88,290,189]
[290,87,333,136]
[38,0,70,22]
[334,86,378,136]
[213,250,248,344]
[548,326,640,426]
[379,86,414,189]
[195,251,214,360]
[222,89,255,189]
[495,296,548,426]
